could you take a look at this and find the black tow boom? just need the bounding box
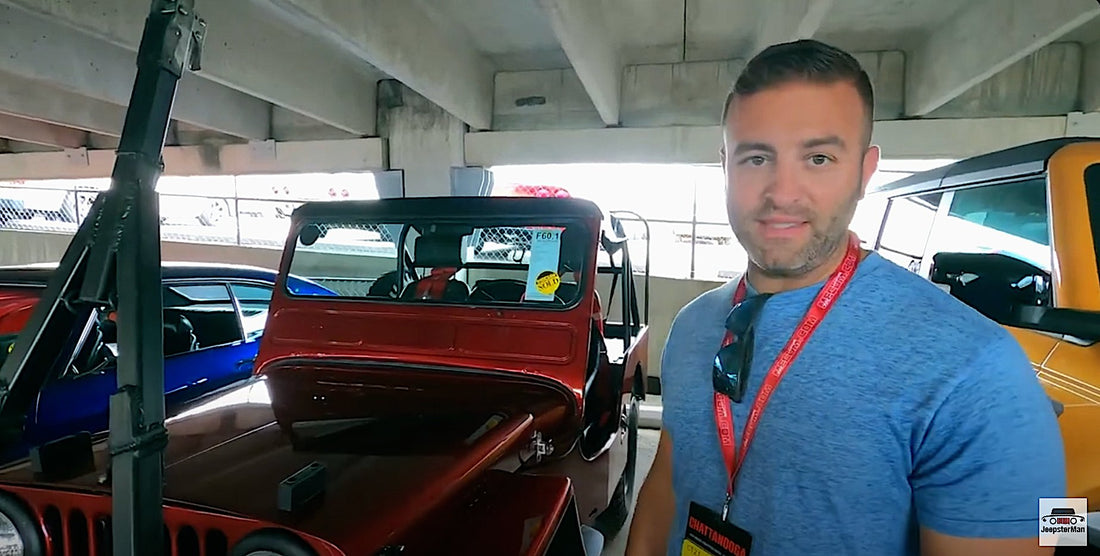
[0,1,206,554]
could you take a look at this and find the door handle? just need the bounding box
[236,358,255,371]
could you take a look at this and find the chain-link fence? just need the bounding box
[0,185,85,232]
[0,179,677,278]
[0,179,385,250]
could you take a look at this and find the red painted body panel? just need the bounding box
[258,286,593,397]
[260,362,578,446]
[394,470,579,554]
[0,483,344,555]
[0,197,648,554]
[0,289,38,335]
[0,379,575,554]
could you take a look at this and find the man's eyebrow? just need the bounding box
[802,135,846,150]
[732,142,776,155]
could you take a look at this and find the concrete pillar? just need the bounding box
[1082,40,1100,113]
[450,166,494,196]
[378,80,467,197]
[374,170,405,198]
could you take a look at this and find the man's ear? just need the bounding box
[719,145,727,171]
[859,144,881,199]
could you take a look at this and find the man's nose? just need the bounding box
[763,159,803,206]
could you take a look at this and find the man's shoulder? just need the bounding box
[671,277,739,328]
[854,253,1010,346]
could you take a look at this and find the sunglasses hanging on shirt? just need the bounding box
[712,293,771,403]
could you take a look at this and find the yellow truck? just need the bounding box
[864,137,1100,510]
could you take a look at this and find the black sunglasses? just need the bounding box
[712,293,771,403]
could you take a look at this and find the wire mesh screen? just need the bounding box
[468,226,536,263]
[0,187,84,233]
[309,278,377,297]
[296,222,397,255]
[289,221,400,298]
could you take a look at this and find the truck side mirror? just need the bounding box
[929,251,1051,324]
[1010,305,1100,343]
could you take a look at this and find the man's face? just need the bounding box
[721,79,879,278]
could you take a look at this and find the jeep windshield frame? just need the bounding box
[280,197,604,313]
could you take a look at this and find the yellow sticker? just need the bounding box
[535,271,561,295]
[680,539,712,556]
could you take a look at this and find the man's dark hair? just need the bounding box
[722,39,875,143]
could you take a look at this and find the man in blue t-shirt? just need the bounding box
[625,39,1065,556]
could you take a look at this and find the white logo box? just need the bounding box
[1039,498,1088,547]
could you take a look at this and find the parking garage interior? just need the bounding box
[0,0,1099,554]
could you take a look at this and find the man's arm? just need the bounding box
[625,428,676,556]
[912,331,1065,556]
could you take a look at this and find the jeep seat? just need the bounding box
[400,234,469,302]
[163,310,198,356]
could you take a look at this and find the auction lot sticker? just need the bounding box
[525,227,562,301]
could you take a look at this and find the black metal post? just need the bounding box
[106,4,205,555]
[0,2,205,554]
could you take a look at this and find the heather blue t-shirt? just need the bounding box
[661,251,1065,555]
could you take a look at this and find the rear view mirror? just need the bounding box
[298,223,325,246]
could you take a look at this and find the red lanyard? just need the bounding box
[715,232,862,520]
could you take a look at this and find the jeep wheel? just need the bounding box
[624,393,639,501]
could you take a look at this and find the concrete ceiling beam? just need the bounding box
[0,0,377,136]
[750,0,834,56]
[0,113,89,149]
[0,72,126,137]
[466,116,1074,166]
[905,0,1100,116]
[0,4,270,140]
[262,0,494,131]
[0,138,387,180]
[536,0,622,126]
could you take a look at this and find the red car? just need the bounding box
[0,195,650,555]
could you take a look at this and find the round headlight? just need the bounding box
[0,491,44,556]
[0,511,21,556]
[231,528,316,556]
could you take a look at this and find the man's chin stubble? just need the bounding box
[749,232,844,279]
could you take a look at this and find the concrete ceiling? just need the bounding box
[0,0,1098,160]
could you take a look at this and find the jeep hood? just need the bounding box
[0,360,580,554]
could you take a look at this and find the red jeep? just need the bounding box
[0,195,649,555]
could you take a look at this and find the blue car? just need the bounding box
[0,261,332,459]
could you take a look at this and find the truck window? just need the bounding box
[924,178,1051,273]
[1084,164,1100,284]
[162,283,244,351]
[876,192,943,274]
[229,283,273,341]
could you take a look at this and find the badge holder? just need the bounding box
[682,502,752,556]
